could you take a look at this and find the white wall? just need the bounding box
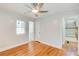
[0,11,33,52]
[35,16,63,49]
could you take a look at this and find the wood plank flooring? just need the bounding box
[0,41,65,56]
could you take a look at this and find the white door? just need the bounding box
[29,21,34,41]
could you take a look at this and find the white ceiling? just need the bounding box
[0,3,79,18]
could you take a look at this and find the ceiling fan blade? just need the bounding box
[25,4,33,10]
[39,11,48,13]
[31,3,44,10]
[38,3,44,8]
[31,3,38,8]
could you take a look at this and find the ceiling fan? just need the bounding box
[25,3,48,17]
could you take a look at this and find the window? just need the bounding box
[16,20,25,35]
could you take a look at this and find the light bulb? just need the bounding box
[32,9,38,13]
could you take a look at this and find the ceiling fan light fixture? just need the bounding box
[32,9,39,13]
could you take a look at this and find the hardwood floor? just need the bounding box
[0,41,65,56]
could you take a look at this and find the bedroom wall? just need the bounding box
[0,11,33,52]
[35,16,63,49]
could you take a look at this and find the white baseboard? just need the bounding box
[35,40,62,49]
[0,41,29,52]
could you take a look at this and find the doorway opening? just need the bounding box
[62,16,78,56]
